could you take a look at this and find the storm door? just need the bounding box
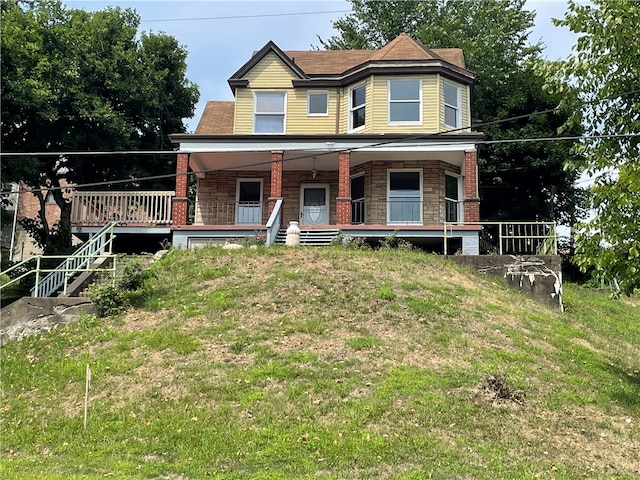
[300,184,329,225]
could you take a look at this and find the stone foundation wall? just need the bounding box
[450,255,563,310]
[0,297,96,346]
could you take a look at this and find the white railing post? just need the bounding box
[34,256,41,298]
[63,257,70,296]
[498,222,504,255]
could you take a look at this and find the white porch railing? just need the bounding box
[71,191,174,225]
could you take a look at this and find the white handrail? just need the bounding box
[30,222,117,297]
[265,199,283,246]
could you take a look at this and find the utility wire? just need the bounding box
[141,10,351,23]
[4,133,637,197]
[3,88,640,196]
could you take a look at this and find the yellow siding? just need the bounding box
[235,87,340,134]
[287,89,338,134]
[243,53,297,88]
[233,54,472,134]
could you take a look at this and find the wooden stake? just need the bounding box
[84,364,91,430]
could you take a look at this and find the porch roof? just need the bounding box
[170,133,481,177]
[171,132,481,153]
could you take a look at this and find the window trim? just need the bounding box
[253,91,286,134]
[307,91,329,116]
[348,83,366,132]
[387,78,422,125]
[386,169,424,225]
[443,81,461,129]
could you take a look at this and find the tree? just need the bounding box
[541,1,640,296]
[319,0,587,224]
[1,0,199,251]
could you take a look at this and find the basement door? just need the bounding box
[300,184,329,225]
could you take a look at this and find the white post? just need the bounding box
[84,364,91,430]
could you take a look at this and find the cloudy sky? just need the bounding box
[68,0,580,132]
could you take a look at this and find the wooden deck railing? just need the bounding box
[71,191,174,226]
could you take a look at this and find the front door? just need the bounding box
[300,184,329,225]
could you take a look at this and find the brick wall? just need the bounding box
[195,159,468,226]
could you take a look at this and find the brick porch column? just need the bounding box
[463,149,480,223]
[336,150,351,225]
[172,153,189,226]
[267,151,284,216]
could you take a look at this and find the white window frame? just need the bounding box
[307,91,329,116]
[444,171,462,223]
[386,169,423,225]
[444,81,461,129]
[253,91,286,134]
[348,83,366,132]
[387,78,422,125]
[235,178,264,225]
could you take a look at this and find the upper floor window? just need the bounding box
[349,84,366,131]
[308,92,328,116]
[444,82,460,129]
[388,79,421,124]
[254,92,286,134]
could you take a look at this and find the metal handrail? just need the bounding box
[443,221,557,255]
[30,222,117,297]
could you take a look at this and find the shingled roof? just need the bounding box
[195,101,234,134]
[197,34,471,135]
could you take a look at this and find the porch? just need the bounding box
[70,190,174,236]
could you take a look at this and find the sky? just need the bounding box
[67,0,581,132]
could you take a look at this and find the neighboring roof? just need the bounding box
[195,101,234,134]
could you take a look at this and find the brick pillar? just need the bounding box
[463,149,480,223]
[336,150,351,225]
[267,151,284,216]
[172,153,189,226]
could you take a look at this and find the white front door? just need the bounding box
[300,184,329,225]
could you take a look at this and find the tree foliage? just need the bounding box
[320,0,587,224]
[1,0,199,250]
[541,0,640,296]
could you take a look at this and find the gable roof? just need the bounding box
[228,34,472,91]
[195,101,234,134]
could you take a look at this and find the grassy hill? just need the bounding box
[1,247,639,479]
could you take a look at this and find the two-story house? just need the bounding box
[169,33,483,253]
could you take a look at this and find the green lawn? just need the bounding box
[1,247,638,479]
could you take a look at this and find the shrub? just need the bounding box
[379,231,413,251]
[118,258,151,291]
[88,283,124,317]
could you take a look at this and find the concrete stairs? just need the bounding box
[274,228,340,246]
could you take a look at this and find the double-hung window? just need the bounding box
[254,92,286,134]
[308,92,328,116]
[388,79,421,124]
[444,82,460,129]
[349,84,366,131]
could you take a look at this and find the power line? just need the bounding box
[3,88,639,196]
[4,133,637,197]
[141,10,351,23]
